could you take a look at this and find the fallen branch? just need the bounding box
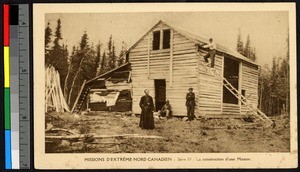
[45,133,165,140]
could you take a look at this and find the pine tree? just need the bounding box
[68,31,89,105]
[45,21,52,66]
[53,19,62,48]
[270,57,278,115]
[236,30,257,62]
[243,35,251,58]
[95,42,102,76]
[249,47,257,62]
[100,51,107,74]
[48,19,68,90]
[107,35,117,69]
[118,41,127,66]
[236,28,244,55]
[111,43,116,68]
[258,36,289,116]
[67,31,101,107]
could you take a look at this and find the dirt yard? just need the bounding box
[45,111,290,153]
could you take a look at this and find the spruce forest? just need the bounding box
[45,19,127,108]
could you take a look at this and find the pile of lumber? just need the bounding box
[45,66,70,112]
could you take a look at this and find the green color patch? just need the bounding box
[4,88,11,129]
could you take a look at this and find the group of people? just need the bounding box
[139,88,196,130]
[139,38,216,130]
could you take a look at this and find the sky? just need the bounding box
[45,11,289,66]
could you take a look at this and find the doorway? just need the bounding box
[223,57,239,104]
[154,79,166,111]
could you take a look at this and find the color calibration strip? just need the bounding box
[3,4,30,169]
[3,4,12,170]
[10,4,20,169]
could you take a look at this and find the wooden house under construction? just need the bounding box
[73,20,260,118]
[126,20,259,117]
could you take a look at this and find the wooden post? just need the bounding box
[147,34,150,78]
[238,62,243,114]
[220,56,224,114]
[159,24,163,50]
[169,29,174,87]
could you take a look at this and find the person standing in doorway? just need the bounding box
[186,88,196,121]
[202,38,217,69]
[139,89,155,129]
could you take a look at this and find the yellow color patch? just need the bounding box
[4,47,10,88]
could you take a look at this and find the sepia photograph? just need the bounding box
[33,3,297,169]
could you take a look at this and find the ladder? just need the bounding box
[71,80,91,114]
[197,52,273,125]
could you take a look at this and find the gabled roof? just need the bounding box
[123,20,258,66]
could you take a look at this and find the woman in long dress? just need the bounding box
[139,89,154,129]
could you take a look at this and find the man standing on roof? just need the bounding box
[199,38,217,68]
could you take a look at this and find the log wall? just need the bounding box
[241,62,259,115]
[130,23,197,115]
[129,22,259,117]
[196,51,223,116]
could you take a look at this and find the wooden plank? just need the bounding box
[150,50,170,56]
[238,62,242,114]
[220,56,224,113]
[170,29,174,87]
[173,49,196,55]
[159,24,163,50]
[147,34,150,78]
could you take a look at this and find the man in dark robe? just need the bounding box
[139,89,155,129]
[186,88,196,121]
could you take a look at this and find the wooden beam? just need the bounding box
[169,29,174,87]
[147,34,150,78]
[220,56,224,114]
[238,62,243,114]
[159,24,163,50]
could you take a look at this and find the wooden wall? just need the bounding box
[129,22,259,117]
[196,50,223,116]
[130,33,153,114]
[241,62,259,115]
[168,30,197,115]
[130,23,197,115]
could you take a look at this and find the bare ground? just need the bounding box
[45,111,290,153]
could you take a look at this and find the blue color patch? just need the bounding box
[5,130,12,169]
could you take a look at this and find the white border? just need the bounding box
[33,3,297,169]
